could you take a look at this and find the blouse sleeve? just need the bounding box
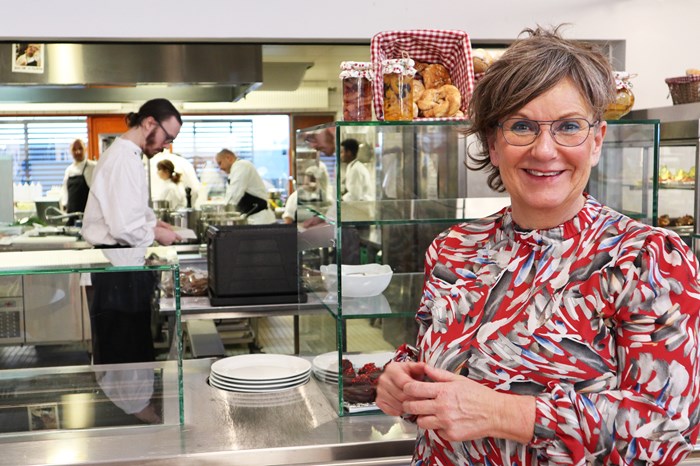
[530,231,700,464]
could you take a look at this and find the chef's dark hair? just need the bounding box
[341,138,359,157]
[125,98,182,128]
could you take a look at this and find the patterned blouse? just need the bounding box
[409,195,700,465]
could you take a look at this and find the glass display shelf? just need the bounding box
[304,272,423,319]
[0,360,181,436]
[301,197,511,226]
[297,119,663,416]
[0,246,184,431]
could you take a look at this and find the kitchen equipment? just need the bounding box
[169,211,187,228]
[34,201,62,225]
[152,200,170,222]
[207,223,306,305]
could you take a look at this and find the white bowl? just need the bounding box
[320,264,393,298]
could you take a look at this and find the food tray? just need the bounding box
[370,29,475,121]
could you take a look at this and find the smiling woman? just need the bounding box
[375,25,700,466]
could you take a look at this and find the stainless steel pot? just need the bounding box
[152,200,170,222]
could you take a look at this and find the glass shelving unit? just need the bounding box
[0,246,183,434]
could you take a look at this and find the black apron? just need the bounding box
[237,192,268,216]
[66,163,90,225]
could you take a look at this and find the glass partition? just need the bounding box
[0,246,183,433]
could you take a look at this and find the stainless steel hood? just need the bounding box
[0,43,263,103]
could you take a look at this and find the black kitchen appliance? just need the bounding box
[206,223,306,305]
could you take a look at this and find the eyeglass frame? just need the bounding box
[496,117,599,147]
[155,119,176,145]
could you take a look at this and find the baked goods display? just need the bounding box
[472,48,494,74]
[412,60,463,118]
[181,267,208,296]
[659,164,695,186]
[658,214,694,228]
[339,61,374,121]
[342,358,386,404]
[382,58,416,121]
[370,30,475,121]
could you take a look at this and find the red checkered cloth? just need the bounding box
[370,29,475,121]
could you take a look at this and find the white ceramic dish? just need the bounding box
[320,264,393,297]
[209,375,309,393]
[209,370,310,387]
[210,354,312,382]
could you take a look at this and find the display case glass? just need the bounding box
[655,120,698,239]
[587,119,660,226]
[296,121,510,414]
[0,246,183,434]
[296,119,662,416]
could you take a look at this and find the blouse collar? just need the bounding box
[502,194,602,247]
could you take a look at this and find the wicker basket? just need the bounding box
[666,75,700,105]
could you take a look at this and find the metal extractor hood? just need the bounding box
[0,43,263,103]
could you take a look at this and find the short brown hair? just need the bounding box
[467,25,616,192]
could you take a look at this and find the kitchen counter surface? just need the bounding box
[2,359,700,465]
[0,358,417,466]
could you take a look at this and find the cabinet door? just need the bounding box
[23,274,83,344]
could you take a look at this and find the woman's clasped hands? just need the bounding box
[376,361,534,444]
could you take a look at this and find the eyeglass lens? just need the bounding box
[500,118,593,147]
[157,120,175,144]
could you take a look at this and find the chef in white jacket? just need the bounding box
[82,98,182,367]
[340,138,373,202]
[215,148,275,224]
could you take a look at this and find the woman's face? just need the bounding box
[487,78,607,229]
[157,169,169,181]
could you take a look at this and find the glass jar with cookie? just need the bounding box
[382,58,416,121]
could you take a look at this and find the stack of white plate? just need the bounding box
[209,354,312,393]
[311,351,394,385]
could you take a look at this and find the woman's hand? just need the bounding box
[375,361,429,416]
[402,364,535,444]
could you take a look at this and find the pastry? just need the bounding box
[421,63,452,89]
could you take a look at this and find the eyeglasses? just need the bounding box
[497,118,598,147]
[155,120,175,145]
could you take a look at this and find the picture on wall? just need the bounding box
[12,43,44,74]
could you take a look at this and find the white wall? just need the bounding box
[2,0,696,110]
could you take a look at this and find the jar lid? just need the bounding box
[339,61,374,79]
[613,71,634,90]
[382,58,416,77]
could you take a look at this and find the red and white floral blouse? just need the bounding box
[407,195,700,465]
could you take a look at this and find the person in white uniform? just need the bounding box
[149,148,202,207]
[154,159,187,210]
[82,98,182,368]
[215,148,275,224]
[60,138,96,224]
[340,138,373,202]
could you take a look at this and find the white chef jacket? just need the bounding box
[60,159,96,207]
[342,159,373,202]
[81,137,156,247]
[282,190,297,223]
[149,150,201,206]
[224,158,269,207]
[154,180,187,210]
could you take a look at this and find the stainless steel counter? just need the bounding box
[0,358,416,465]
